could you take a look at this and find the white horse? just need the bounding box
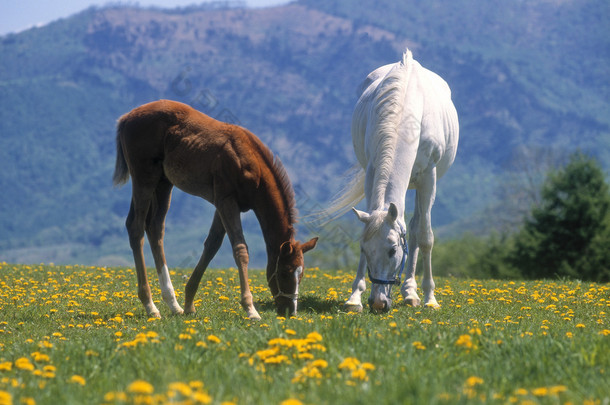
[323,50,458,312]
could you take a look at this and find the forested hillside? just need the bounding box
[1,0,608,267]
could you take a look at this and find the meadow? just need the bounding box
[0,262,608,405]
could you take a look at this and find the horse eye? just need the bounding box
[388,247,397,257]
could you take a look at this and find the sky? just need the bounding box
[0,0,290,36]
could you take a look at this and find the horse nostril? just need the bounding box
[369,297,391,314]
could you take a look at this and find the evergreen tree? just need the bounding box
[510,152,610,281]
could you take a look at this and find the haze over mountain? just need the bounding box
[1,0,608,268]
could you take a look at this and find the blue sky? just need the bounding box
[0,0,290,36]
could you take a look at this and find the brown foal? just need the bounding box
[113,100,317,319]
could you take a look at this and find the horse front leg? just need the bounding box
[216,199,261,320]
[344,250,367,312]
[184,210,226,314]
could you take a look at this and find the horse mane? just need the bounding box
[369,50,414,206]
[248,132,299,228]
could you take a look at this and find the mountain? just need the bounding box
[1,0,608,268]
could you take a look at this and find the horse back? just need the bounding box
[117,100,270,205]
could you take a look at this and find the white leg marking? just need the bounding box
[158,265,184,314]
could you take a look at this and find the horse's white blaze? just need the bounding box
[293,266,302,310]
[158,264,183,314]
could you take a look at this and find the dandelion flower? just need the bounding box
[127,380,154,394]
[207,335,221,344]
[465,376,483,387]
[0,390,12,405]
[15,358,34,371]
[69,375,86,386]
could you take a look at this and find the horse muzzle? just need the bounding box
[368,293,392,313]
[276,296,297,317]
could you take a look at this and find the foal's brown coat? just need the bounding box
[113,100,317,319]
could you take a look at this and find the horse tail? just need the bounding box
[307,164,365,226]
[112,121,130,187]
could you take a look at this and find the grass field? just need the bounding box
[0,262,608,405]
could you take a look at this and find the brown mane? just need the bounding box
[254,139,299,227]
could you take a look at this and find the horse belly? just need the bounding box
[163,156,214,200]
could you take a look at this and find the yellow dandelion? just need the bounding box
[576,324,586,328]
[207,335,221,344]
[311,359,328,369]
[532,387,549,397]
[280,399,302,405]
[69,375,86,386]
[15,357,34,371]
[168,382,192,397]
[285,329,297,335]
[192,391,212,404]
[549,385,568,395]
[412,341,426,350]
[455,334,473,349]
[338,357,360,371]
[350,368,368,381]
[0,390,12,405]
[127,380,154,394]
[0,362,12,371]
[515,388,528,396]
[465,376,484,387]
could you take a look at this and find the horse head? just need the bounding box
[353,203,407,313]
[268,237,318,317]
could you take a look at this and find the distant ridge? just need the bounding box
[0,0,608,266]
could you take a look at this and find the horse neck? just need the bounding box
[253,185,295,266]
[367,144,413,217]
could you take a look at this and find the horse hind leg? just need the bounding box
[416,167,439,308]
[146,178,183,315]
[401,209,422,307]
[126,186,161,318]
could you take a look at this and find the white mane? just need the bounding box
[368,50,413,207]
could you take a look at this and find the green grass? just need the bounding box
[0,263,608,405]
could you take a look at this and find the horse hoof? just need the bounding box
[344,303,363,313]
[404,298,421,307]
[148,311,162,319]
[425,302,440,309]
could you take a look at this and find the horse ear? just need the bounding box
[280,241,294,257]
[386,203,398,223]
[301,237,318,253]
[352,208,370,223]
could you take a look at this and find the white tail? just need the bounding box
[307,165,366,226]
